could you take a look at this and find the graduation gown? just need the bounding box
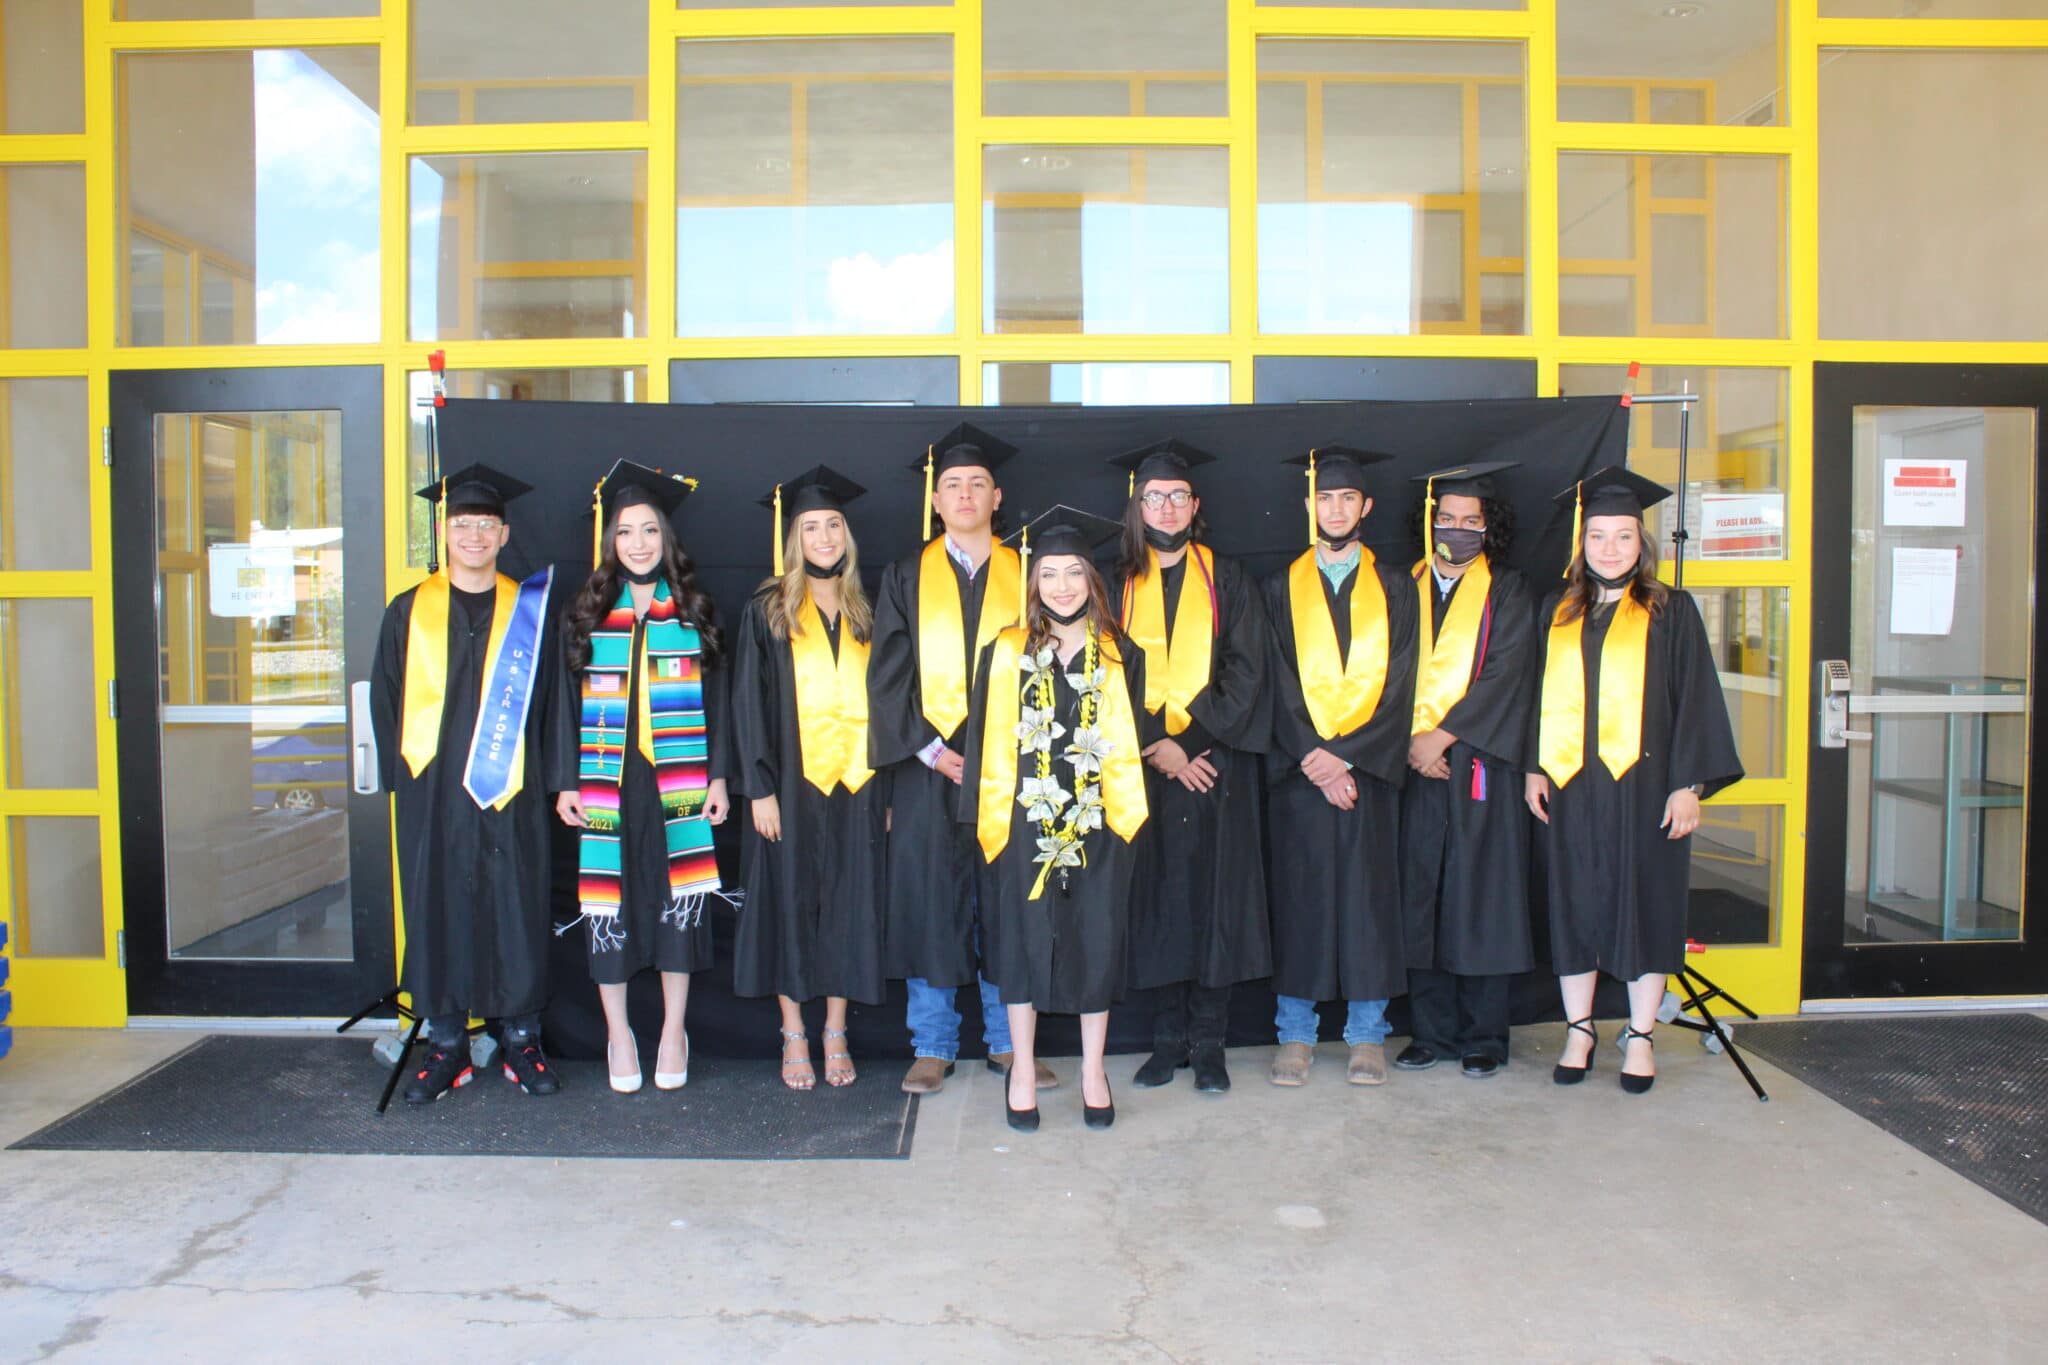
[729,590,888,1005]
[1527,589,1743,979]
[1261,555,1419,1004]
[1114,552,1274,991]
[370,579,567,1019]
[1399,560,1538,978]
[553,595,731,983]
[867,544,1009,987]
[957,634,1149,1016]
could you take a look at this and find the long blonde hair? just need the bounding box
[760,513,873,643]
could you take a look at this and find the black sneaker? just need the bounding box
[402,1043,474,1105]
[501,1038,561,1096]
[1392,1043,1442,1071]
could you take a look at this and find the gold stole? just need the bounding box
[1410,554,1493,736]
[1287,548,1390,741]
[399,570,518,783]
[976,627,1148,863]
[1121,545,1214,737]
[918,538,1021,740]
[789,592,875,794]
[1537,595,1652,785]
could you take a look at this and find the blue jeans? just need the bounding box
[906,976,1012,1061]
[1275,995,1391,1047]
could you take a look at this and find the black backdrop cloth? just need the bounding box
[439,396,1630,1061]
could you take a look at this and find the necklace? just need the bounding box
[1014,630,1111,897]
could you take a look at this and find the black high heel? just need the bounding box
[1004,1071,1040,1133]
[1618,1025,1656,1095]
[1552,1016,1598,1086]
[1083,1077,1116,1130]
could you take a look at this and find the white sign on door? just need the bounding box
[1882,458,1967,528]
[208,544,298,618]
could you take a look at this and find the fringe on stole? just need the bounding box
[554,888,746,952]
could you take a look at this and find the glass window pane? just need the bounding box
[1820,50,2048,342]
[0,599,97,788]
[3,0,84,133]
[1690,805,1781,947]
[1693,586,1790,781]
[681,0,947,6]
[1257,0,1522,8]
[985,0,1225,117]
[7,815,103,958]
[1558,3,1782,126]
[1258,39,1525,336]
[677,38,953,338]
[119,49,379,347]
[412,0,645,125]
[116,1,376,15]
[0,378,90,572]
[1559,364,1788,564]
[410,152,646,341]
[1,166,85,348]
[983,362,1230,406]
[405,368,643,566]
[1821,1,2048,14]
[986,146,1227,335]
[1559,153,1783,338]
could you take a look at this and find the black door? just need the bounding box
[111,367,393,1015]
[1806,363,2048,999]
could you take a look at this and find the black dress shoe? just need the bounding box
[1189,1043,1231,1093]
[1132,1045,1189,1088]
[1393,1043,1441,1071]
[1083,1082,1116,1130]
[1003,1077,1040,1133]
[402,1043,474,1105]
[501,1038,561,1095]
[1460,1053,1502,1079]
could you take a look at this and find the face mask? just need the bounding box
[1143,525,1191,553]
[621,566,662,586]
[1432,526,1486,566]
[803,555,847,580]
[1587,564,1638,590]
[1042,601,1090,626]
[1318,526,1361,550]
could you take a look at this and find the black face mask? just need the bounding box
[621,566,662,586]
[1143,525,1191,553]
[1432,526,1486,566]
[1587,564,1638,590]
[804,555,847,580]
[1318,525,1362,550]
[1042,601,1090,626]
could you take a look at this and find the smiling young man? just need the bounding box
[1260,447,1419,1089]
[867,424,1056,1095]
[369,463,563,1105]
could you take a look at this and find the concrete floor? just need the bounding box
[2,1025,2044,1364]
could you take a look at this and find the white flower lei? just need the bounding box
[1013,631,1113,893]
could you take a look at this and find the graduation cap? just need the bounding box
[914,423,1019,539]
[1551,465,1673,578]
[416,461,532,519]
[758,464,866,576]
[589,459,699,566]
[1001,503,1122,629]
[1108,438,1217,497]
[1412,459,1519,504]
[1285,445,1396,546]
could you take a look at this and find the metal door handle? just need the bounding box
[350,680,380,795]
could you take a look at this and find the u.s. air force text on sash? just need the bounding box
[461,566,554,810]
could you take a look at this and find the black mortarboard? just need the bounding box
[913,422,1019,479]
[1284,445,1396,493]
[416,461,532,518]
[1552,465,1672,520]
[1412,459,1520,503]
[1108,438,1218,495]
[597,458,697,518]
[759,464,866,575]
[1003,503,1123,560]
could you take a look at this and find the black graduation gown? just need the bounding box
[957,635,1149,1016]
[867,544,1008,987]
[370,580,567,1019]
[1113,553,1273,991]
[1399,561,1538,977]
[1526,589,1743,979]
[553,595,731,983]
[1261,556,1419,1004]
[729,590,888,1005]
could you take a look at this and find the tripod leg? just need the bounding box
[376,1013,425,1115]
[338,988,400,1035]
[1679,968,1769,1103]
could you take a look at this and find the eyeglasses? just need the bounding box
[447,516,503,534]
[1139,490,1195,510]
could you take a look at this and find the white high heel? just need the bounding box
[608,1040,643,1094]
[655,1031,689,1091]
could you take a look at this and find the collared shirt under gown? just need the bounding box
[552,588,731,985]
[1261,557,1419,1004]
[956,634,1149,1016]
[370,580,569,1019]
[1399,560,1539,978]
[1114,552,1273,992]
[1525,589,1742,980]
[867,544,1007,988]
[729,588,888,1006]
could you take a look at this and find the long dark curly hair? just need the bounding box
[1408,493,1516,562]
[1023,553,1131,665]
[564,497,724,672]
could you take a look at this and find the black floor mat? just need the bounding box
[10,1035,919,1160]
[1736,1013,2048,1226]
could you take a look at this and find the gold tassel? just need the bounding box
[1306,449,1319,549]
[437,476,447,567]
[1128,469,1136,498]
[923,444,935,541]
[773,483,785,577]
[1017,524,1030,630]
[1565,480,1584,579]
[591,479,603,569]
[1425,474,1439,564]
